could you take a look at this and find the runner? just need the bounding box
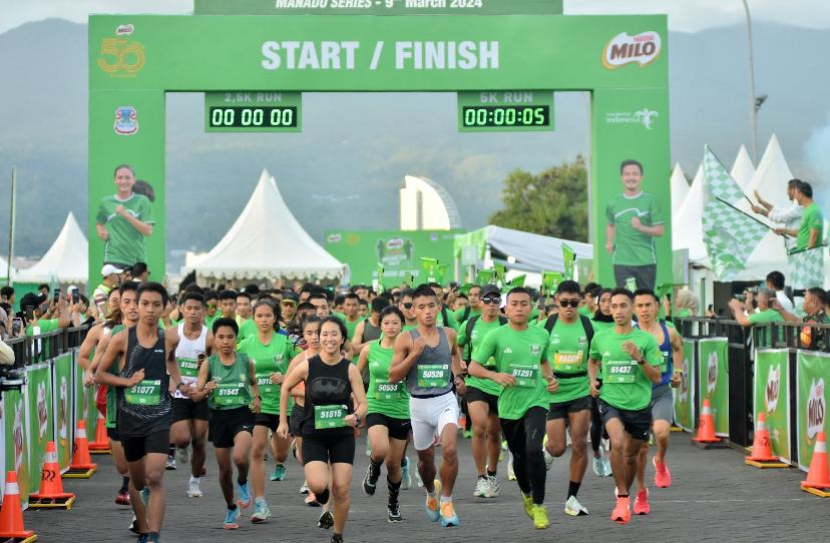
[542,280,594,517]
[236,291,256,341]
[455,285,481,326]
[280,291,299,329]
[204,291,220,330]
[587,288,663,525]
[457,284,506,499]
[398,290,418,332]
[340,293,362,342]
[166,291,213,499]
[357,306,411,522]
[95,282,184,543]
[389,285,463,528]
[193,318,260,530]
[238,298,297,522]
[428,283,459,331]
[632,289,684,512]
[278,317,367,543]
[352,297,390,355]
[218,290,238,320]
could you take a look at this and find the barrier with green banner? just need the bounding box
[53,353,74,471]
[673,339,695,432]
[698,338,729,437]
[26,364,54,494]
[3,389,30,505]
[754,349,791,463]
[74,362,98,443]
[796,350,830,472]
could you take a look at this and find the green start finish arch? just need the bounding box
[88,13,671,288]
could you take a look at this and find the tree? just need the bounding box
[488,156,589,241]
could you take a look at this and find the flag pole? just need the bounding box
[714,196,791,237]
[6,166,16,284]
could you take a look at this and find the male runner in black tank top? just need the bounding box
[96,282,187,543]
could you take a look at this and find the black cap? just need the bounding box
[282,291,299,302]
[481,285,501,297]
[20,292,46,309]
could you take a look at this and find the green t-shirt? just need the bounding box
[365,341,410,420]
[25,318,59,337]
[206,353,253,411]
[96,193,154,266]
[675,308,692,318]
[749,309,785,348]
[473,326,550,420]
[238,333,295,415]
[205,313,220,330]
[438,307,459,331]
[591,319,615,332]
[548,318,590,403]
[343,316,361,341]
[454,306,480,326]
[577,306,593,318]
[589,328,662,411]
[458,316,505,397]
[797,202,824,251]
[237,318,257,343]
[605,191,664,266]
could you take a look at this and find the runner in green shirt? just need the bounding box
[541,280,594,517]
[591,288,616,332]
[95,165,154,267]
[587,288,662,526]
[454,285,482,326]
[357,306,411,522]
[397,289,419,332]
[604,160,664,290]
[429,283,460,331]
[204,291,220,330]
[340,293,363,341]
[469,287,558,530]
[458,284,506,499]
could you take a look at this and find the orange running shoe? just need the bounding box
[610,496,631,525]
[653,457,672,488]
[633,488,650,515]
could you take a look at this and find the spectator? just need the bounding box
[672,288,700,318]
[130,261,150,282]
[0,331,14,366]
[752,179,803,251]
[774,181,824,251]
[0,285,14,306]
[92,264,124,313]
[765,271,794,313]
[22,292,73,334]
[729,289,784,347]
[37,284,49,297]
[772,287,829,350]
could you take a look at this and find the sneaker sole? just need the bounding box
[251,516,269,524]
[223,524,239,530]
[440,519,459,528]
[187,493,203,498]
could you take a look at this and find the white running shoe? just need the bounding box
[544,448,555,471]
[483,476,500,498]
[401,456,412,490]
[592,455,604,477]
[507,455,516,481]
[299,481,310,495]
[176,446,189,465]
[564,495,589,516]
[188,476,203,498]
[473,477,488,498]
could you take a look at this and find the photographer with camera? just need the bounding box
[728,289,784,348]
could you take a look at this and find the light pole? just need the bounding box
[742,0,759,162]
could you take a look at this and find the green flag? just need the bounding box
[542,271,562,294]
[508,274,527,288]
[404,271,415,286]
[562,243,576,280]
[375,263,385,290]
[788,246,826,289]
[655,282,673,301]
[436,263,449,283]
[494,263,506,287]
[420,257,438,282]
[476,269,495,286]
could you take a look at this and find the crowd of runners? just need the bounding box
[77,276,683,542]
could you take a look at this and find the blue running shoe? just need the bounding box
[224,507,240,530]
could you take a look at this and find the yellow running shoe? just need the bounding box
[532,504,550,529]
[522,493,534,519]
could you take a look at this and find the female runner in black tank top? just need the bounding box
[278,317,367,543]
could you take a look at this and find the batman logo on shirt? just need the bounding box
[308,377,348,398]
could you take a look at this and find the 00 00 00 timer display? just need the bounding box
[208,106,298,128]
[461,105,549,127]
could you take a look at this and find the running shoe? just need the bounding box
[653,457,672,488]
[473,477,488,498]
[188,476,203,498]
[501,439,508,451]
[299,481,310,494]
[522,493,534,519]
[363,465,378,496]
[507,456,516,481]
[610,496,631,525]
[387,494,403,523]
[543,448,555,471]
[532,504,550,529]
[365,438,372,457]
[463,429,472,439]
[224,507,240,530]
[115,490,131,506]
[317,509,334,529]
[602,456,613,477]
[592,455,605,477]
[140,486,150,506]
[330,535,344,543]
[165,455,176,471]
[176,446,189,465]
[305,492,321,507]
[236,481,253,512]
[251,498,272,523]
[415,466,424,488]
[137,535,149,543]
[401,456,412,490]
[633,489,650,515]
[564,495,589,516]
[439,501,459,528]
[270,464,286,482]
[483,476,500,498]
[425,480,442,522]
[128,515,139,534]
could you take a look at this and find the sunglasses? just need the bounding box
[559,299,580,308]
[481,296,501,305]
[281,300,297,307]
[402,302,413,309]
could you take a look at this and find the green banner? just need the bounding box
[796,350,830,471]
[27,365,54,495]
[52,353,74,471]
[74,361,94,446]
[562,243,576,281]
[4,389,30,504]
[195,0,564,16]
[754,349,791,463]
[673,339,695,432]
[698,338,729,437]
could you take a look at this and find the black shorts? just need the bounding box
[598,399,652,442]
[465,385,499,415]
[209,407,254,449]
[302,432,356,466]
[547,395,592,421]
[613,264,656,291]
[172,397,210,423]
[366,413,412,441]
[289,404,304,437]
[254,412,280,432]
[107,427,121,441]
[122,429,170,463]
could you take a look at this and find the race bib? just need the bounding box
[509,363,539,388]
[374,378,404,401]
[256,373,279,397]
[314,404,348,429]
[178,357,200,378]
[124,379,162,406]
[553,351,583,372]
[417,364,449,388]
[214,382,247,407]
[606,360,637,384]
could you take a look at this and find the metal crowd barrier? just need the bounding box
[4,326,89,369]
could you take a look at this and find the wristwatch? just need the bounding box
[354,414,362,425]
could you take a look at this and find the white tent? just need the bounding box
[745,134,793,209]
[670,163,690,216]
[672,164,708,262]
[0,255,13,281]
[730,145,755,191]
[193,169,345,281]
[16,212,88,285]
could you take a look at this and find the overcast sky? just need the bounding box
[1,0,829,34]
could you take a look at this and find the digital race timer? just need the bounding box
[457,91,555,132]
[205,92,302,132]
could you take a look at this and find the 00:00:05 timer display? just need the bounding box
[461,105,549,127]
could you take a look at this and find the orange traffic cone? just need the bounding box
[693,398,722,444]
[0,471,37,542]
[64,420,97,479]
[88,412,111,454]
[29,441,76,509]
[745,412,788,468]
[801,432,830,497]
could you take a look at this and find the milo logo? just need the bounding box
[765,364,781,413]
[326,233,342,244]
[707,351,718,394]
[807,378,825,440]
[377,237,414,267]
[602,31,662,69]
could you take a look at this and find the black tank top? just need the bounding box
[302,355,353,437]
[117,326,172,438]
[363,318,382,342]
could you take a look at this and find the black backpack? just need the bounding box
[544,314,595,352]
[463,315,508,362]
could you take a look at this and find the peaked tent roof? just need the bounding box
[730,145,755,191]
[670,163,690,215]
[746,135,793,209]
[672,164,707,262]
[16,212,88,284]
[193,170,345,280]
